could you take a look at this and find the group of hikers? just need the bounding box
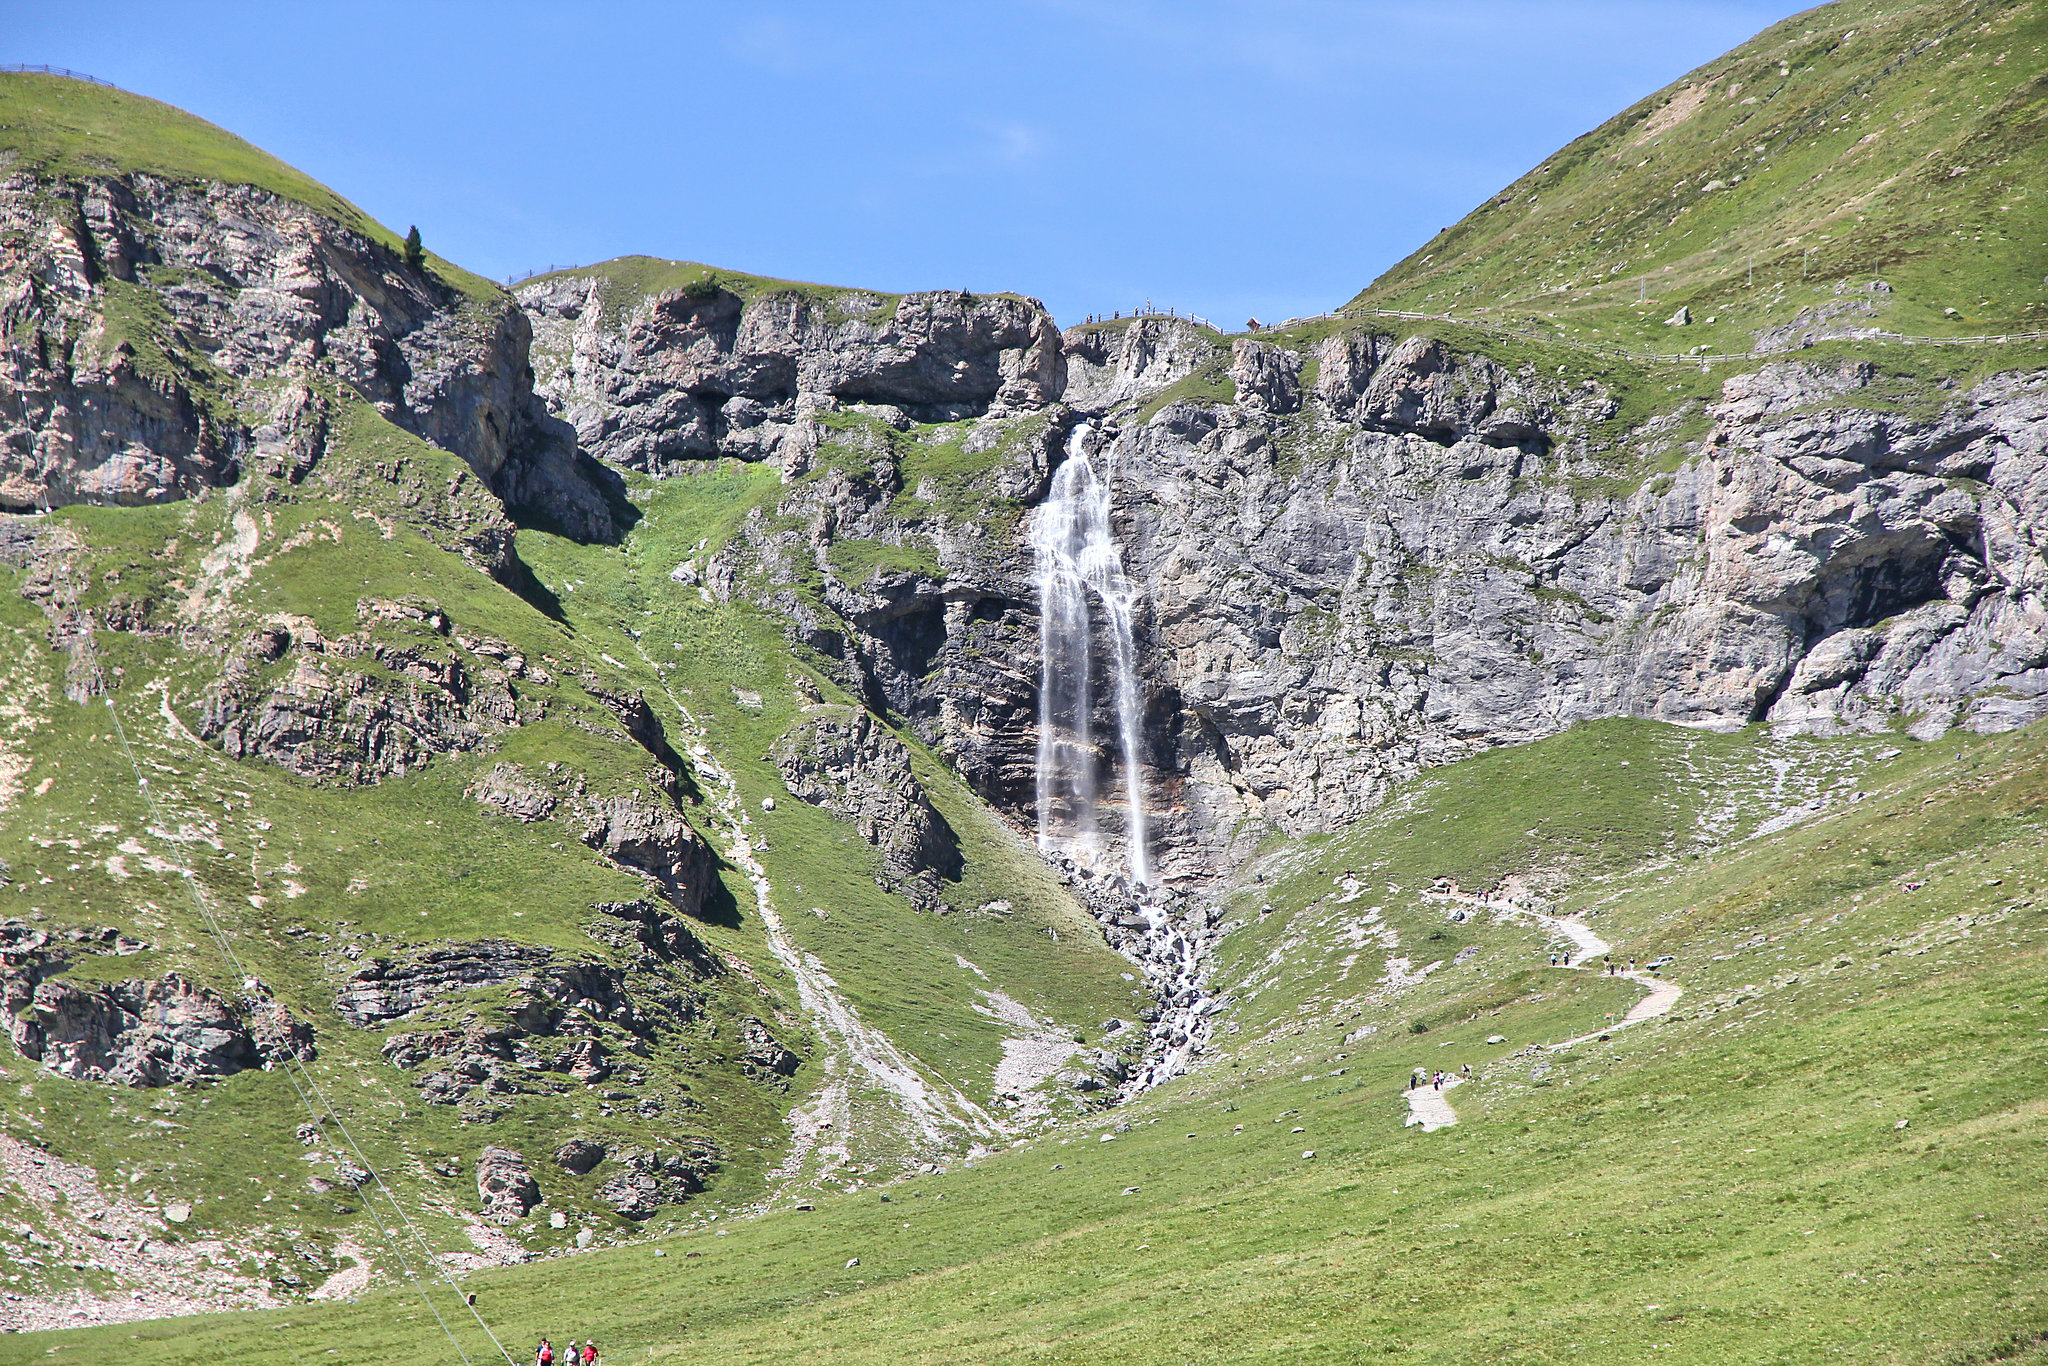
[1409,1065,1472,1092]
[535,1339,598,1366]
[1546,950,1640,975]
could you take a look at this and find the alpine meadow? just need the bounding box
[1,2,2047,1363]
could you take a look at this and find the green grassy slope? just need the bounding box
[1350,0,2048,355]
[0,400,1133,1303]
[33,716,2047,1365]
[518,463,1142,1095]
[0,72,497,299]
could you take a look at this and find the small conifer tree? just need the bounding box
[403,225,424,272]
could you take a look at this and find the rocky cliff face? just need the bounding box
[1102,341,2048,871]
[528,299,2048,884]
[0,169,616,541]
[519,273,1062,474]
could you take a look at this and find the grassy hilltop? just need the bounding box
[1352,0,2048,355]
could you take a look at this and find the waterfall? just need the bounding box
[1032,423,1152,886]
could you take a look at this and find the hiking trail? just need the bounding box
[1403,1076,1463,1132]
[1405,891,1687,1129]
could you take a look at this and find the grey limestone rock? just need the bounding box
[554,1139,607,1175]
[577,795,718,915]
[519,277,1062,474]
[467,762,559,821]
[596,1144,719,1220]
[737,1017,801,1083]
[1230,339,1302,414]
[198,610,537,785]
[475,1146,541,1223]
[692,317,2048,889]
[335,940,555,1026]
[1060,318,1216,411]
[770,705,961,909]
[0,169,617,539]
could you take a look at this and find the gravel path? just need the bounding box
[1403,1076,1463,1132]
[1400,892,1688,1129]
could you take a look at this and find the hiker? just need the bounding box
[537,1339,554,1366]
[1411,1069,1423,1091]
[1603,955,1613,975]
[583,1340,599,1365]
[1460,1063,1472,1079]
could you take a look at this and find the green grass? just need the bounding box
[1351,0,2048,355]
[0,393,1133,1306]
[0,73,499,301]
[23,716,2048,1364]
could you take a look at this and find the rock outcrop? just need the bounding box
[334,940,555,1026]
[475,1146,541,1223]
[770,705,961,908]
[0,168,616,538]
[1,919,314,1087]
[5,971,314,1088]
[736,1017,801,1085]
[593,1144,720,1220]
[353,937,710,1112]
[585,899,723,978]
[519,273,1062,472]
[577,796,719,914]
[553,1138,606,1174]
[198,604,543,785]
[1061,318,1215,411]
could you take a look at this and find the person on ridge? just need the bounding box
[536,1339,553,1366]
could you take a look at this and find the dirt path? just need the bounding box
[1403,1076,1463,1132]
[1467,892,1685,1046]
[1403,892,1687,1127]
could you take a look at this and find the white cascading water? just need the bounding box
[1032,423,1219,1097]
[1032,422,1152,886]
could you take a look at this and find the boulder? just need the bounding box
[476,1146,541,1223]
[554,1139,607,1175]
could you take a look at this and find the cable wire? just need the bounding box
[95,673,518,1365]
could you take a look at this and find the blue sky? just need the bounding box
[8,1,1811,325]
